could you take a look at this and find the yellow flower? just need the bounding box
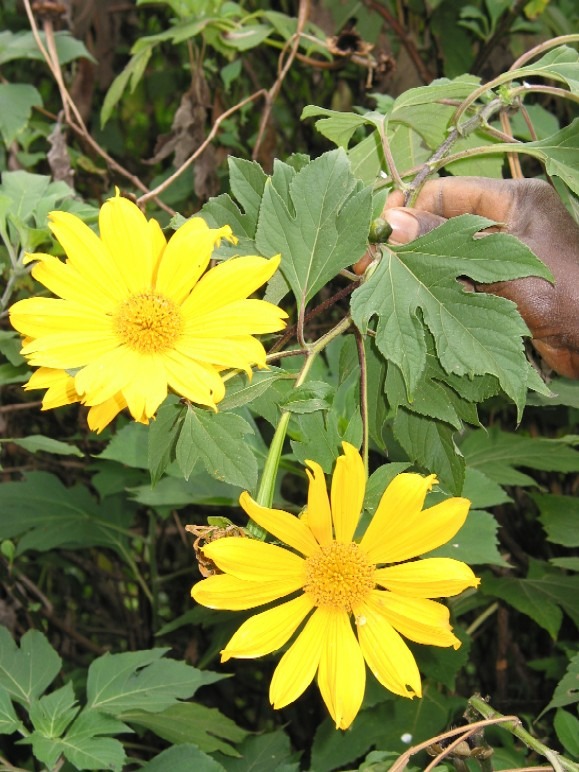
[191,442,479,730]
[21,366,132,433]
[9,192,287,431]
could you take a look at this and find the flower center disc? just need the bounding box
[114,292,184,354]
[304,542,375,611]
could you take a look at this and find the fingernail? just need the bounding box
[384,209,420,244]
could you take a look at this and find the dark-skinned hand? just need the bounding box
[354,177,579,379]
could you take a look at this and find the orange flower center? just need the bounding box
[113,292,184,354]
[304,542,375,611]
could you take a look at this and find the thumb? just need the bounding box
[385,208,447,245]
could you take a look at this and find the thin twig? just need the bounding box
[0,401,43,414]
[469,696,579,772]
[404,98,505,204]
[363,0,434,84]
[22,0,174,213]
[500,109,523,178]
[471,0,528,75]
[252,0,311,160]
[138,90,266,205]
[268,281,359,355]
[389,716,521,772]
[508,34,579,72]
[10,566,108,655]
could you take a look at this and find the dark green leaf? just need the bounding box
[523,119,579,196]
[147,400,185,483]
[0,30,94,65]
[222,23,272,51]
[425,510,506,566]
[461,428,579,485]
[279,380,333,414]
[461,467,512,509]
[216,728,294,772]
[0,471,134,557]
[95,422,151,469]
[0,690,24,735]
[128,472,239,508]
[219,368,289,411]
[481,564,579,638]
[392,409,465,494]
[511,45,579,94]
[203,157,268,239]
[124,702,248,756]
[4,435,84,458]
[554,709,579,758]
[351,216,551,413]
[0,83,42,146]
[301,105,370,148]
[175,407,257,490]
[0,628,61,706]
[141,744,226,772]
[100,46,152,126]
[29,682,79,737]
[533,493,579,547]
[256,149,372,308]
[87,649,225,716]
[544,653,579,712]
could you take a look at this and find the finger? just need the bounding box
[385,208,447,245]
[388,177,517,222]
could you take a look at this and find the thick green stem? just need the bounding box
[468,696,579,772]
[246,315,353,538]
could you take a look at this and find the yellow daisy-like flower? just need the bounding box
[9,192,286,431]
[191,442,479,730]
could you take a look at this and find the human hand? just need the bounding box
[355,177,579,379]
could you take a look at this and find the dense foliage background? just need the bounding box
[0,0,578,770]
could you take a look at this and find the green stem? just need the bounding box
[148,511,159,627]
[247,315,353,539]
[468,696,579,772]
[119,544,154,605]
[355,329,369,476]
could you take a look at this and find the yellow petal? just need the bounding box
[87,394,128,433]
[11,297,112,336]
[183,299,287,335]
[176,334,266,374]
[317,608,366,729]
[26,253,111,313]
[99,193,155,293]
[203,537,306,584]
[163,349,225,408]
[360,472,437,560]
[47,210,129,301]
[192,573,298,610]
[270,607,328,710]
[305,460,332,546]
[239,492,320,557]
[375,558,480,598]
[74,347,140,403]
[221,594,314,662]
[148,217,167,274]
[330,442,366,543]
[188,254,282,316]
[117,354,168,420]
[155,218,232,304]
[355,591,422,698]
[376,497,471,564]
[20,332,119,371]
[370,590,461,649]
[361,473,467,563]
[25,367,79,408]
